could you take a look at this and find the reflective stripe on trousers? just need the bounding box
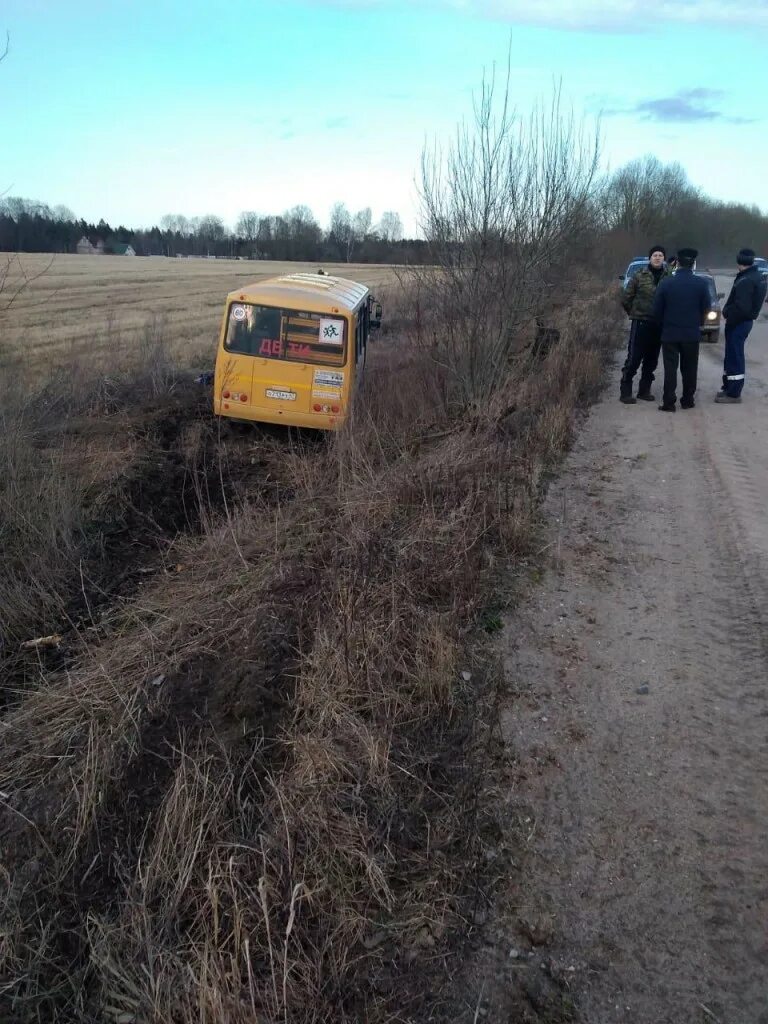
[723,321,752,397]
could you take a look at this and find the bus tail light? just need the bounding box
[331,405,340,414]
[240,394,248,403]
[222,390,231,399]
[313,404,321,412]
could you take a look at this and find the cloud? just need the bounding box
[603,88,754,124]
[301,0,768,31]
[324,115,351,130]
[475,0,768,31]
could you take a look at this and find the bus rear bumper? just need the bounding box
[214,403,344,431]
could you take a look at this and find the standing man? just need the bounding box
[620,245,669,404]
[716,248,768,404]
[652,247,711,412]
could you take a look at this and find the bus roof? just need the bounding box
[226,273,369,314]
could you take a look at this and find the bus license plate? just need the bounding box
[265,389,296,401]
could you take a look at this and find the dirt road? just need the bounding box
[485,275,768,1022]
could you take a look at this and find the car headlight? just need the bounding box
[706,311,718,321]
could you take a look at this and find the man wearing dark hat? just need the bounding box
[716,248,768,403]
[651,247,711,411]
[619,245,670,403]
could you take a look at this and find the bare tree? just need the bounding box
[195,215,226,241]
[414,69,601,409]
[329,201,353,261]
[600,156,694,237]
[52,204,75,223]
[352,207,372,242]
[160,213,190,235]
[377,210,404,242]
[235,210,259,246]
[328,205,372,261]
[1,196,52,219]
[282,205,322,259]
[257,215,276,251]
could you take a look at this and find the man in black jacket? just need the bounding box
[716,248,768,404]
[651,247,711,412]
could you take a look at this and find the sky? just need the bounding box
[1,0,767,234]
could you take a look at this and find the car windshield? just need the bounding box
[754,258,767,269]
[224,303,346,367]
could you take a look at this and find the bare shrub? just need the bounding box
[136,312,177,397]
[411,72,601,410]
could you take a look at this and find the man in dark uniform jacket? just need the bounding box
[651,247,711,412]
[716,248,768,403]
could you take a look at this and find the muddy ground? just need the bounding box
[465,275,768,1023]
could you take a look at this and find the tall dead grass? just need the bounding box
[0,283,619,1022]
[0,319,215,697]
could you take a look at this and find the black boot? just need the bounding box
[637,390,656,401]
[620,380,636,404]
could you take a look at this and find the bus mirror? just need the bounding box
[370,302,382,329]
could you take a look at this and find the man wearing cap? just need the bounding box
[619,245,670,404]
[651,247,711,412]
[717,248,768,404]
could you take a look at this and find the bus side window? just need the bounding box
[356,312,363,363]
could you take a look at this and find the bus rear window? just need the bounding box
[225,303,346,366]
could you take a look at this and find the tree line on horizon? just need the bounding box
[598,157,768,268]
[0,200,424,263]
[1,157,767,267]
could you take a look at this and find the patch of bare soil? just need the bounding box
[458,299,768,1023]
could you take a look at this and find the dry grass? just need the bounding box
[0,254,398,374]
[0,331,196,683]
[0,274,620,1022]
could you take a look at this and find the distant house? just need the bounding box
[75,236,135,256]
[76,236,105,255]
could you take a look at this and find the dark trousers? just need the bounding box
[662,341,699,406]
[621,319,662,395]
[723,320,752,397]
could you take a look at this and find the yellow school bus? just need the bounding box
[213,273,381,430]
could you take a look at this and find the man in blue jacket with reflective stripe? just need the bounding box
[716,248,768,404]
[651,247,711,412]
